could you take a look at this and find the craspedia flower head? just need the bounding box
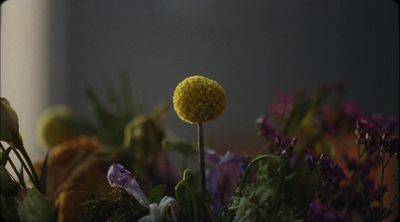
[37,106,80,149]
[173,75,226,124]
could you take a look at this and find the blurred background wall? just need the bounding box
[1,0,399,160]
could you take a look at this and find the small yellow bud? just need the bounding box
[173,75,226,124]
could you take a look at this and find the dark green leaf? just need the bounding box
[0,166,19,195]
[17,188,56,222]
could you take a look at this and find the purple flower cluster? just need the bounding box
[356,115,399,156]
[305,150,345,195]
[258,116,297,167]
[307,202,343,222]
[205,150,247,214]
[258,117,296,151]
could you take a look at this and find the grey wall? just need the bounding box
[63,0,398,151]
[2,0,396,156]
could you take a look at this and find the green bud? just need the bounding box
[0,98,22,147]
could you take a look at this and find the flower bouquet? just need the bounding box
[1,76,398,222]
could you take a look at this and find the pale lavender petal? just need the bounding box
[107,164,149,207]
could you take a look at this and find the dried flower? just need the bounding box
[107,164,149,207]
[173,75,226,124]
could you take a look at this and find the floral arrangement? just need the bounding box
[1,76,398,222]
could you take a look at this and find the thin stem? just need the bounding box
[17,146,40,188]
[0,144,25,187]
[384,155,393,169]
[197,123,206,194]
[379,147,385,220]
[11,148,36,187]
[197,122,208,221]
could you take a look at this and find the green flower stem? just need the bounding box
[197,122,208,220]
[239,154,281,192]
[197,123,206,195]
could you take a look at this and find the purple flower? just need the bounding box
[341,101,361,120]
[205,150,247,214]
[307,202,343,222]
[257,116,296,149]
[257,116,277,140]
[107,164,149,207]
[305,150,345,194]
[268,92,293,118]
[355,115,399,156]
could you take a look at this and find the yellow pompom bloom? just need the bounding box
[173,75,226,124]
[37,106,80,149]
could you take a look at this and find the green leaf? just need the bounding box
[85,87,114,129]
[0,166,19,196]
[174,169,199,222]
[0,97,22,147]
[17,188,56,222]
[1,194,20,221]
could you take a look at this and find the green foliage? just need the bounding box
[222,155,303,222]
[148,185,167,204]
[0,165,20,221]
[17,188,56,222]
[1,98,51,222]
[85,75,138,146]
[0,166,19,196]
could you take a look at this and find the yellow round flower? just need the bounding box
[173,75,226,124]
[37,106,80,149]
